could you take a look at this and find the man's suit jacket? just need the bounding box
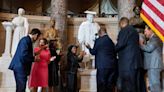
[141,35,163,69]
[89,35,117,69]
[9,36,34,76]
[116,25,142,71]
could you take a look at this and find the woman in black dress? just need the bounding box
[67,45,85,92]
[48,40,61,92]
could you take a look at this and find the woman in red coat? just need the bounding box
[28,38,56,92]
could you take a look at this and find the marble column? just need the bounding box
[51,0,67,47]
[118,0,135,19]
[50,0,68,90]
[0,22,16,92]
[1,22,13,59]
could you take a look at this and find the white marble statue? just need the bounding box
[11,8,29,57]
[101,0,118,15]
[78,11,100,54]
[78,11,100,68]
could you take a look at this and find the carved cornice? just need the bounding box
[0,13,50,23]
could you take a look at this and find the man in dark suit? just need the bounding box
[86,27,117,92]
[9,28,41,92]
[116,17,142,92]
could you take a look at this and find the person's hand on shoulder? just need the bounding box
[139,39,144,46]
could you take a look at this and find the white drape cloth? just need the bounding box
[78,21,100,55]
[11,16,29,57]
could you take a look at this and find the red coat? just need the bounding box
[28,47,51,87]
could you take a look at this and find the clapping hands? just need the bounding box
[50,56,56,61]
[78,51,86,59]
[40,44,48,50]
[80,51,86,56]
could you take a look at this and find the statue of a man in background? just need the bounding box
[78,11,100,69]
[44,19,58,40]
[130,6,145,32]
[44,19,62,49]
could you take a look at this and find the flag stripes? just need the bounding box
[141,0,164,41]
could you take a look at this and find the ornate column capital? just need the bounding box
[2,22,14,30]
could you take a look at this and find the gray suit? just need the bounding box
[141,35,163,92]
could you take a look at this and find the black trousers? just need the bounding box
[136,68,147,92]
[14,71,27,92]
[119,70,137,92]
[67,72,77,92]
[97,68,116,92]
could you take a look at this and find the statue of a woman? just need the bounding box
[11,8,29,57]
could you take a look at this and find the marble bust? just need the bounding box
[129,6,145,33]
[11,8,29,57]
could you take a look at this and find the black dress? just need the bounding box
[48,45,61,87]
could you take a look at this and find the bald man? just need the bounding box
[116,17,142,92]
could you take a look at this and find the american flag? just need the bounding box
[140,0,164,41]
